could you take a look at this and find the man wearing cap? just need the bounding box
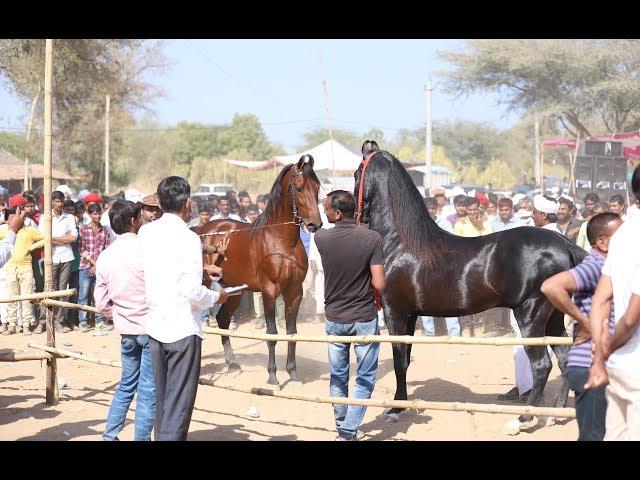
[557,196,583,244]
[0,196,43,335]
[531,194,561,232]
[55,185,73,201]
[138,194,163,226]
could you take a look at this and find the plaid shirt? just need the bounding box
[78,223,112,270]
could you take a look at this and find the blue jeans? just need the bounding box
[566,366,607,441]
[326,317,380,437]
[78,268,102,327]
[420,316,461,336]
[104,335,156,441]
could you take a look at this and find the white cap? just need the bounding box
[55,184,73,195]
[533,194,559,214]
[512,193,526,206]
[124,188,144,203]
[558,193,575,204]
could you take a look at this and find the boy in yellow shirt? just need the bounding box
[0,195,44,335]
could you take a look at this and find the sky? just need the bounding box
[0,39,519,153]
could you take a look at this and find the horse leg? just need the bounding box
[282,284,303,383]
[504,298,554,434]
[215,294,242,370]
[546,308,571,412]
[385,307,410,420]
[261,286,281,389]
[406,314,417,366]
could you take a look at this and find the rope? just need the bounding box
[198,220,299,237]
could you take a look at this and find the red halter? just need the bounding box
[355,151,383,311]
[356,152,375,226]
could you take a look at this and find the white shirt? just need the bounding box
[627,203,640,220]
[435,216,454,233]
[101,210,118,242]
[211,213,241,222]
[542,222,562,233]
[602,215,640,369]
[138,212,220,343]
[38,211,77,264]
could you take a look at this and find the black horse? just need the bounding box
[354,144,586,428]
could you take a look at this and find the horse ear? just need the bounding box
[305,154,314,168]
[296,155,306,169]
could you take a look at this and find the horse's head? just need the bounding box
[284,154,323,232]
[354,140,387,225]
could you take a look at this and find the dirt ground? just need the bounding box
[0,320,577,441]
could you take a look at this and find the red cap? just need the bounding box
[475,192,489,206]
[84,193,102,204]
[9,194,27,208]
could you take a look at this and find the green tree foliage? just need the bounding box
[217,114,279,161]
[0,39,167,191]
[438,39,640,137]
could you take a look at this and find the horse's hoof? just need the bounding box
[264,382,281,391]
[537,416,556,427]
[384,412,400,423]
[227,362,241,372]
[503,418,523,436]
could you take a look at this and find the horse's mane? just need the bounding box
[253,162,320,231]
[383,151,446,267]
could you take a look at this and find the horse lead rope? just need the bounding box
[198,220,299,237]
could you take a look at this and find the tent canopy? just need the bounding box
[224,139,363,172]
[543,131,640,159]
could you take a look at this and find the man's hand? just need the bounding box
[89,266,96,276]
[216,289,229,304]
[202,244,217,255]
[585,360,609,389]
[216,237,230,256]
[8,207,25,234]
[204,264,223,278]
[600,337,612,360]
[469,213,485,230]
[574,327,592,346]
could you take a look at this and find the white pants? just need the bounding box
[314,270,325,315]
[510,311,554,395]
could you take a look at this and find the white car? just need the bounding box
[191,183,235,198]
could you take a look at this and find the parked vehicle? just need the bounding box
[191,183,235,199]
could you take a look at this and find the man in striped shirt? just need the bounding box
[541,212,622,440]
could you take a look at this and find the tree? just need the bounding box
[0,39,168,190]
[217,113,276,161]
[438,39,640,137]
[478,159,517,190]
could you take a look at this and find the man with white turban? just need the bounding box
[532,194,561,232]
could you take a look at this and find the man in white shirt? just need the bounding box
[35,191,78,333]
[587,165,640,440]
[211,198,241,222]
[138,176,228,441]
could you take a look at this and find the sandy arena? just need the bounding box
[0,321,577,441]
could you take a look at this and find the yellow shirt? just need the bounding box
[454,218,492,237]
[0,226,44,272]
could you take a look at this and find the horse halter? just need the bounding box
[288,169,304,226]
[355,151,376,226]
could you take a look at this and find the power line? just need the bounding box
[184,39,282,101]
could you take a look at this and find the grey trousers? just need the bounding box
[149,335,202,441]
[39,261,72,325]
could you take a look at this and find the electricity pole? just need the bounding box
[104,95,110,195]
[424,79,433,192]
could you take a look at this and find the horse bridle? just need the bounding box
[355,152,376,226]
[288,169,304,226]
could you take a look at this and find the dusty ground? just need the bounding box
[0,321,577,441]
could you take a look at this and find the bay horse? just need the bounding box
[354,143,587,428]
[195,155,322,389]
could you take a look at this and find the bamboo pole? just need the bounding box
[43,38,57,405]
[199,379,576,419]
[202,327,573,346]
[0,351,52,362]
[41,298,101,314]
[0,289,76,304]
[23,91,40,191]
[28,343,122,368]
[24,343,575,419]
